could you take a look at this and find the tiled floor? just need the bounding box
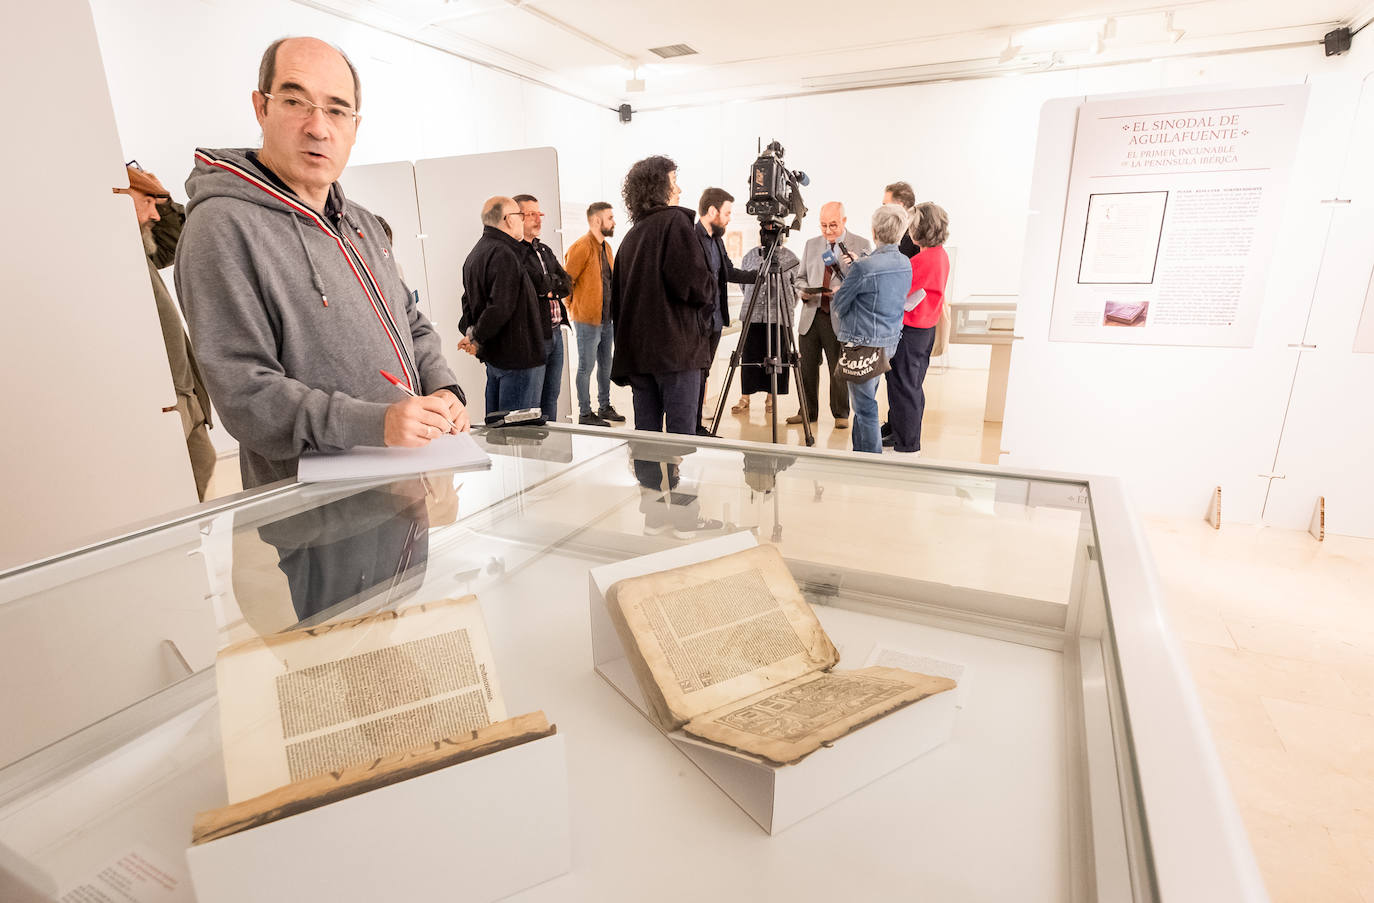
[203,343,1373,899]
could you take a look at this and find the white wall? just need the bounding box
[1000,43,1374,534]
[87,0,612,226]
[78,0,1374,537]
[0,1,198,572]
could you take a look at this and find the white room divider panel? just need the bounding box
[342,161,432,321]
[414,148,565,420]
[1003,58,1374,535]
[0,0,198,571]
[1261,68,1374,537]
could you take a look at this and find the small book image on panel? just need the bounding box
[603,545,956,766]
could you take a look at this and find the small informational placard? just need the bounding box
[1050,86,1308,346]
[60,846,184,903]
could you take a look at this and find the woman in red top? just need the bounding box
[887,203,950,454]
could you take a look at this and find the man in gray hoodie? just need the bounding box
[175,36,468,489]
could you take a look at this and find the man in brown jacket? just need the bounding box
[115,164,217,499]
[564,201,623,426]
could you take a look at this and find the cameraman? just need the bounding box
[610,156,715,436]
[515,194,572,422]
[694,188,756,434]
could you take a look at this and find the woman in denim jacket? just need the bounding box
[830,204,914,453]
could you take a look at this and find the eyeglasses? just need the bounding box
[503,212,524,223]
[262,92,361,127]
[521,211,546,219]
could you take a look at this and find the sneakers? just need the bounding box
[882,433,897,447]
[670,517,725,540]
[643,517,725,540]
[579,412,611,427]
[597,405,626,422]
[833,417,850,429]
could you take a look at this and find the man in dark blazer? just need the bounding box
[694,188,756,435]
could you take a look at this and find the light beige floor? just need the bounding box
[1150,517,1374,902]
[202,347,1373,899]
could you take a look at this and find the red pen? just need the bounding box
[380,369,457,433]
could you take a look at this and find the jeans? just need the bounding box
[629,370,702,436]
[888,324,937,452]
[539,329,564,422]
[484,361,544,415]
[848,376,883,454]
[799,310,849,419]
[573,320,613,415]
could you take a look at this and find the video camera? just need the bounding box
[745,140,809,242]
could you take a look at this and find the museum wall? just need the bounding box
[77,0,1374,535]
[87,0,613,218]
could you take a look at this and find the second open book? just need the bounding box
[604,544,956,766]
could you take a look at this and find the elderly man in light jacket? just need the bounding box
[789,202,871,428]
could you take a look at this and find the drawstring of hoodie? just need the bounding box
[291,214,329,307]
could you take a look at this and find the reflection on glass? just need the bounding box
[240,480,432,628]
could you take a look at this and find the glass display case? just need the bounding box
[0,426,1262,902]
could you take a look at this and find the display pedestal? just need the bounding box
[185,733,569,903]
[589,533,957,835]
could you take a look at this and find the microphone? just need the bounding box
[793,170,810,186]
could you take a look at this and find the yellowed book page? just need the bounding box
[682,666,957,766]
[215,595,506,803]
[605,545,838,731]
[192,712,553,845]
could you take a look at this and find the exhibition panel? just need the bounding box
[0,427,1256,901]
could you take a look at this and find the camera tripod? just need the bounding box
[708,233,815,447]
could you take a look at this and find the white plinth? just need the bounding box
[186,733,569,903]
[589,534,958,834]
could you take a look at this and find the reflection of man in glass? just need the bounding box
[241,479,432,626]
[630,446,722,541]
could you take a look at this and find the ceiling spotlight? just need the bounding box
[1165,11,1185,43]
[1091,34,1105,55]
[625,65,646,93]
[1102,17,1117,40]
[998,35,1022,64]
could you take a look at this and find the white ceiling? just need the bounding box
[298,0,1371,108]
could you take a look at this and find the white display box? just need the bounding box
[589,533,958,834]
[186,732,569,903]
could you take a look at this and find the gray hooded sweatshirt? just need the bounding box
[175,148,459,488]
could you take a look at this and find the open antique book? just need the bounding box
[194,596,553,843]
[604,545,956,766]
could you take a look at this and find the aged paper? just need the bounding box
[215,596,506,803]
[193,712,554,845]
[605,545,838,731]
[682,667,956,766]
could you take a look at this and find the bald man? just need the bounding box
[791,202,871,428]
[176,36,468,488]
[458,195,550,413]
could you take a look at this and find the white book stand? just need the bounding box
[589,533,957,834]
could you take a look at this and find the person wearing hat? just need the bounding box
[114,164,217,500]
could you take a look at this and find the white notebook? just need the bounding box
[297,432,491,483]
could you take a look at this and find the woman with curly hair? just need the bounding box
[609,156,715,436]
